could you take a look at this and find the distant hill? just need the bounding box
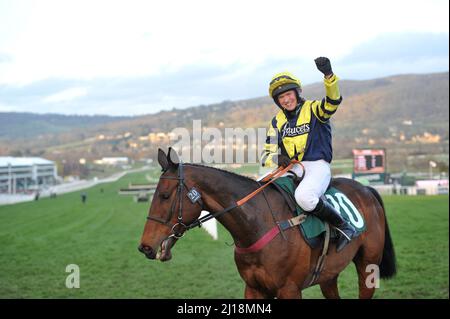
[0,72,448,172]
[0,112,127,139]
[1,72,448,140]
[64,72,449,137]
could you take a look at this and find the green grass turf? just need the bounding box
[0,170,448,298]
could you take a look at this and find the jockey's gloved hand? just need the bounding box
[274,154,291,168]
[314,57,333,77]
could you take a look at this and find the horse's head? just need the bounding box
[138,148,204,262]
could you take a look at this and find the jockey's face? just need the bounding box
[277,90,298,111]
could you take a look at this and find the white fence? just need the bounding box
[371,184,449,196]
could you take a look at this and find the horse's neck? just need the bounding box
[188,165,273,247]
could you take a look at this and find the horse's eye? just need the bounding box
[160,193,170,200]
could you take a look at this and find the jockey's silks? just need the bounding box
[261,74,343,167]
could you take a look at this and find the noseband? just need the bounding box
[146,162,205,239]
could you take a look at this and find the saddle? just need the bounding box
[269,176,334,249]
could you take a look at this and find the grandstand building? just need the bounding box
[0,157,58,194]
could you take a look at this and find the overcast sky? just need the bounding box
[0,0,448,116]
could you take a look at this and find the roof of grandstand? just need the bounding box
[0,157,54,167]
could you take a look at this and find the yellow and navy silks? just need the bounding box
[261,74,342,167]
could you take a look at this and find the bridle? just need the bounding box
[146,161,206,239]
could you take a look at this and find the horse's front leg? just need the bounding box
[244,285,272,299]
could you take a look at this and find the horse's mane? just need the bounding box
[185,163,259,186]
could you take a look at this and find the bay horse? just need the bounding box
[138,148,396,299]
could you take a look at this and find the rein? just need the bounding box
[192,161,302,227]
[146,160,304,246]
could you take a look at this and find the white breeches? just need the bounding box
[289,160,331,212]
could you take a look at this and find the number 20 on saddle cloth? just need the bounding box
[273,176,366,247]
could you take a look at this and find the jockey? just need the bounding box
[261,57,357,252]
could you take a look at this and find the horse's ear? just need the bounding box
[158,148,169,171]
[167,147,180,167]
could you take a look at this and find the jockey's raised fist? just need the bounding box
[314,57,333,77]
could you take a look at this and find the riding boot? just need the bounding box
[311,198,358,252]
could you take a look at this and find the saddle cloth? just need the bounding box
[271,176,366,248]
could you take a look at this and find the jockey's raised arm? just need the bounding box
[261,57,356,252]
